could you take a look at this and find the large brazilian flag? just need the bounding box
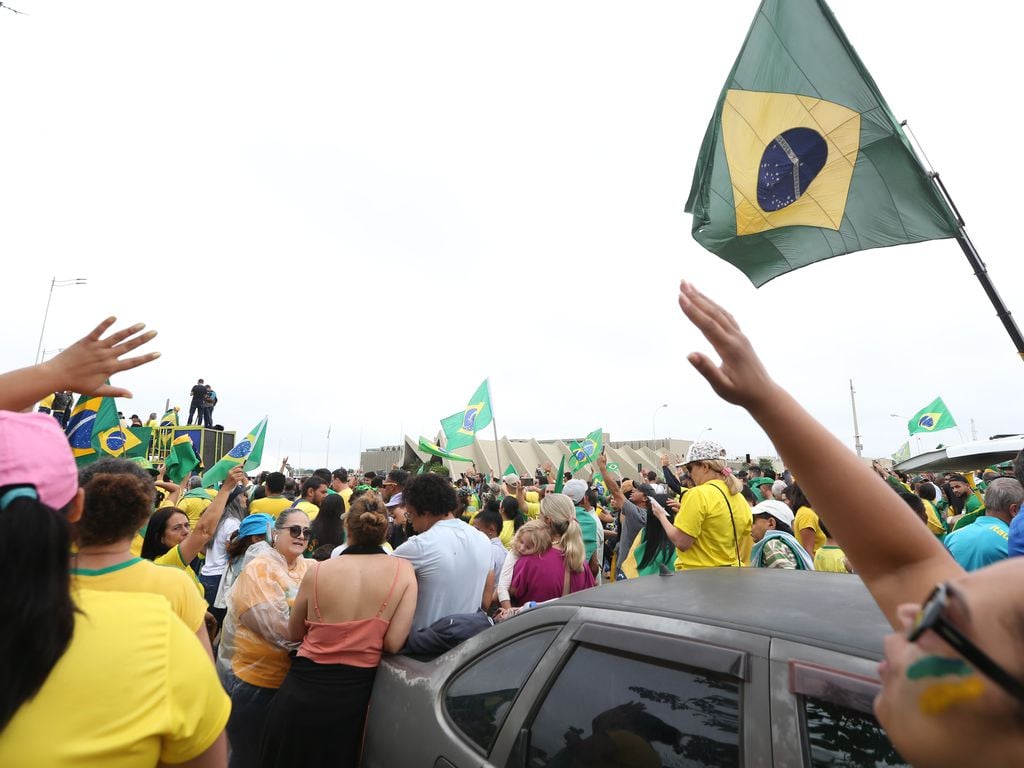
[685,0,959,286]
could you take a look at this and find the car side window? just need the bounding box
[526,645,741,767]
[444,629,559,754]
[803,697,908,767]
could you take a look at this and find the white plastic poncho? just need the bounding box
[217,543,308,689]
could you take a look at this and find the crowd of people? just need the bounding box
[1,283,1023,767]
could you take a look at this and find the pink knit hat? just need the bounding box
[0,411,78,511]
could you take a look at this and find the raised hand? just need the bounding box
[677,281,775,410]
[43,317,159,398]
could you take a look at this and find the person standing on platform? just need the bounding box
[187,378,206,425]
[202,384,218,428]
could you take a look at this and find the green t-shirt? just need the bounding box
[574,506,601,561]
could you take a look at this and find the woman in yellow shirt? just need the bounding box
[651,439,753,568]
[0,319,229,767]
[790,484,826,556]
[140,468,244,594]
[223,508,310,767]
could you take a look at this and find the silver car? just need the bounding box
[362,568,907,767]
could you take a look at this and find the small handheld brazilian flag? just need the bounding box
[202,417,267,487]
[568,428,602,471]
[908,397,956,435]
[685,0,958,286]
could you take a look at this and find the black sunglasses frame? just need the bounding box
[909,582,1024,704]
[276,524,312,540]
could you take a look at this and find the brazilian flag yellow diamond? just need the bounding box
[723,90,860,236]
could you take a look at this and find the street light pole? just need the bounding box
[696,426,713,442]
[35,277,87,364]
[652,403,668,444]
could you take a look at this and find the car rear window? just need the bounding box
[444,628,558,754]
[526,645,741,767]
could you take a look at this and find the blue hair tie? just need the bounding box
[0,487,39,511]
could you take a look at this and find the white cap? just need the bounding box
[752,499,794,527]
[562,478,587,504]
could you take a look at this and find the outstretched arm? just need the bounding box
[179,467,244,563]
[676,280,960,627]
[597,453,626,509]
[0,317,158,411]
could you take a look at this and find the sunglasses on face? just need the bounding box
[909,582,1024,704]
[277,525,312,540]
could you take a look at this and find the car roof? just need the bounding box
[554,568,892,658]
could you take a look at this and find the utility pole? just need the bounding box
[849,379,863,457]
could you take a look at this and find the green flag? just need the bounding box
[417,438,474,462]
[202,417,267,487]
[908,397,956,435]
[568,428,602,471]
[441,379,493,450]
[685,0,957,287]
[503,464,516,478]
[892,441,911,464]
[165,435,201,484]
[553,454,566,494]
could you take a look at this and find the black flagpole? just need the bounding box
[930,172,1024,362]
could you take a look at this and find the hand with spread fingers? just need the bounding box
[0,317,159,412]
[677,281,776,410]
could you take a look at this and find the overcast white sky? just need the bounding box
[2,1,1020,471]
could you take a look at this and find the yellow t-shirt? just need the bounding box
[793,505,826,555]
[250,496,294,519]
[228,553,308,688]
[922,499,946,536]
[523,491,541,520]
[499,519,516,549]
[340,487,353,507]
[293,500,319,522]
[177,494,213,528]
[72,557,207,632]
[673,479,753,569]
[813,545,850,573]
[154,544,204,596]
[0,589,229,767]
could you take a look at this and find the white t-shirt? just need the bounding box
[392,518,492,633]
[201,517,241,577]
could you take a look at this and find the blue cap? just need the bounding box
[238,513,273,538]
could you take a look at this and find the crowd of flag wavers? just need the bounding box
[0,283,1021,766]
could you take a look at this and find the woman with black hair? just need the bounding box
[619,492,677,577]
[307,492,346,559]
[499,494,525,547]
[140,468,243,594]
[0,318,229,766]
[788,482,825,556]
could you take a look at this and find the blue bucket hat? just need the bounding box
[238,513,273,539]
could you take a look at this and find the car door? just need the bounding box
[489,606,773,768]
[769,639,909,768]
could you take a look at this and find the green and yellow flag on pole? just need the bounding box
[685,0,958,286]
[568,428,602,471]
[165,435,201,484]
[202,417,267,487]
[908,397,956,435]
[440,379,493,451]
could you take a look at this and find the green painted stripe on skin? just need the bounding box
[907,656,972,680]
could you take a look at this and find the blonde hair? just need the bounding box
[345,492,388,546]
[700,459,744,495]
[511,519,551,555]
[539,494,585,572]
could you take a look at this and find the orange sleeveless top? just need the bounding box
[296,560,401,668]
